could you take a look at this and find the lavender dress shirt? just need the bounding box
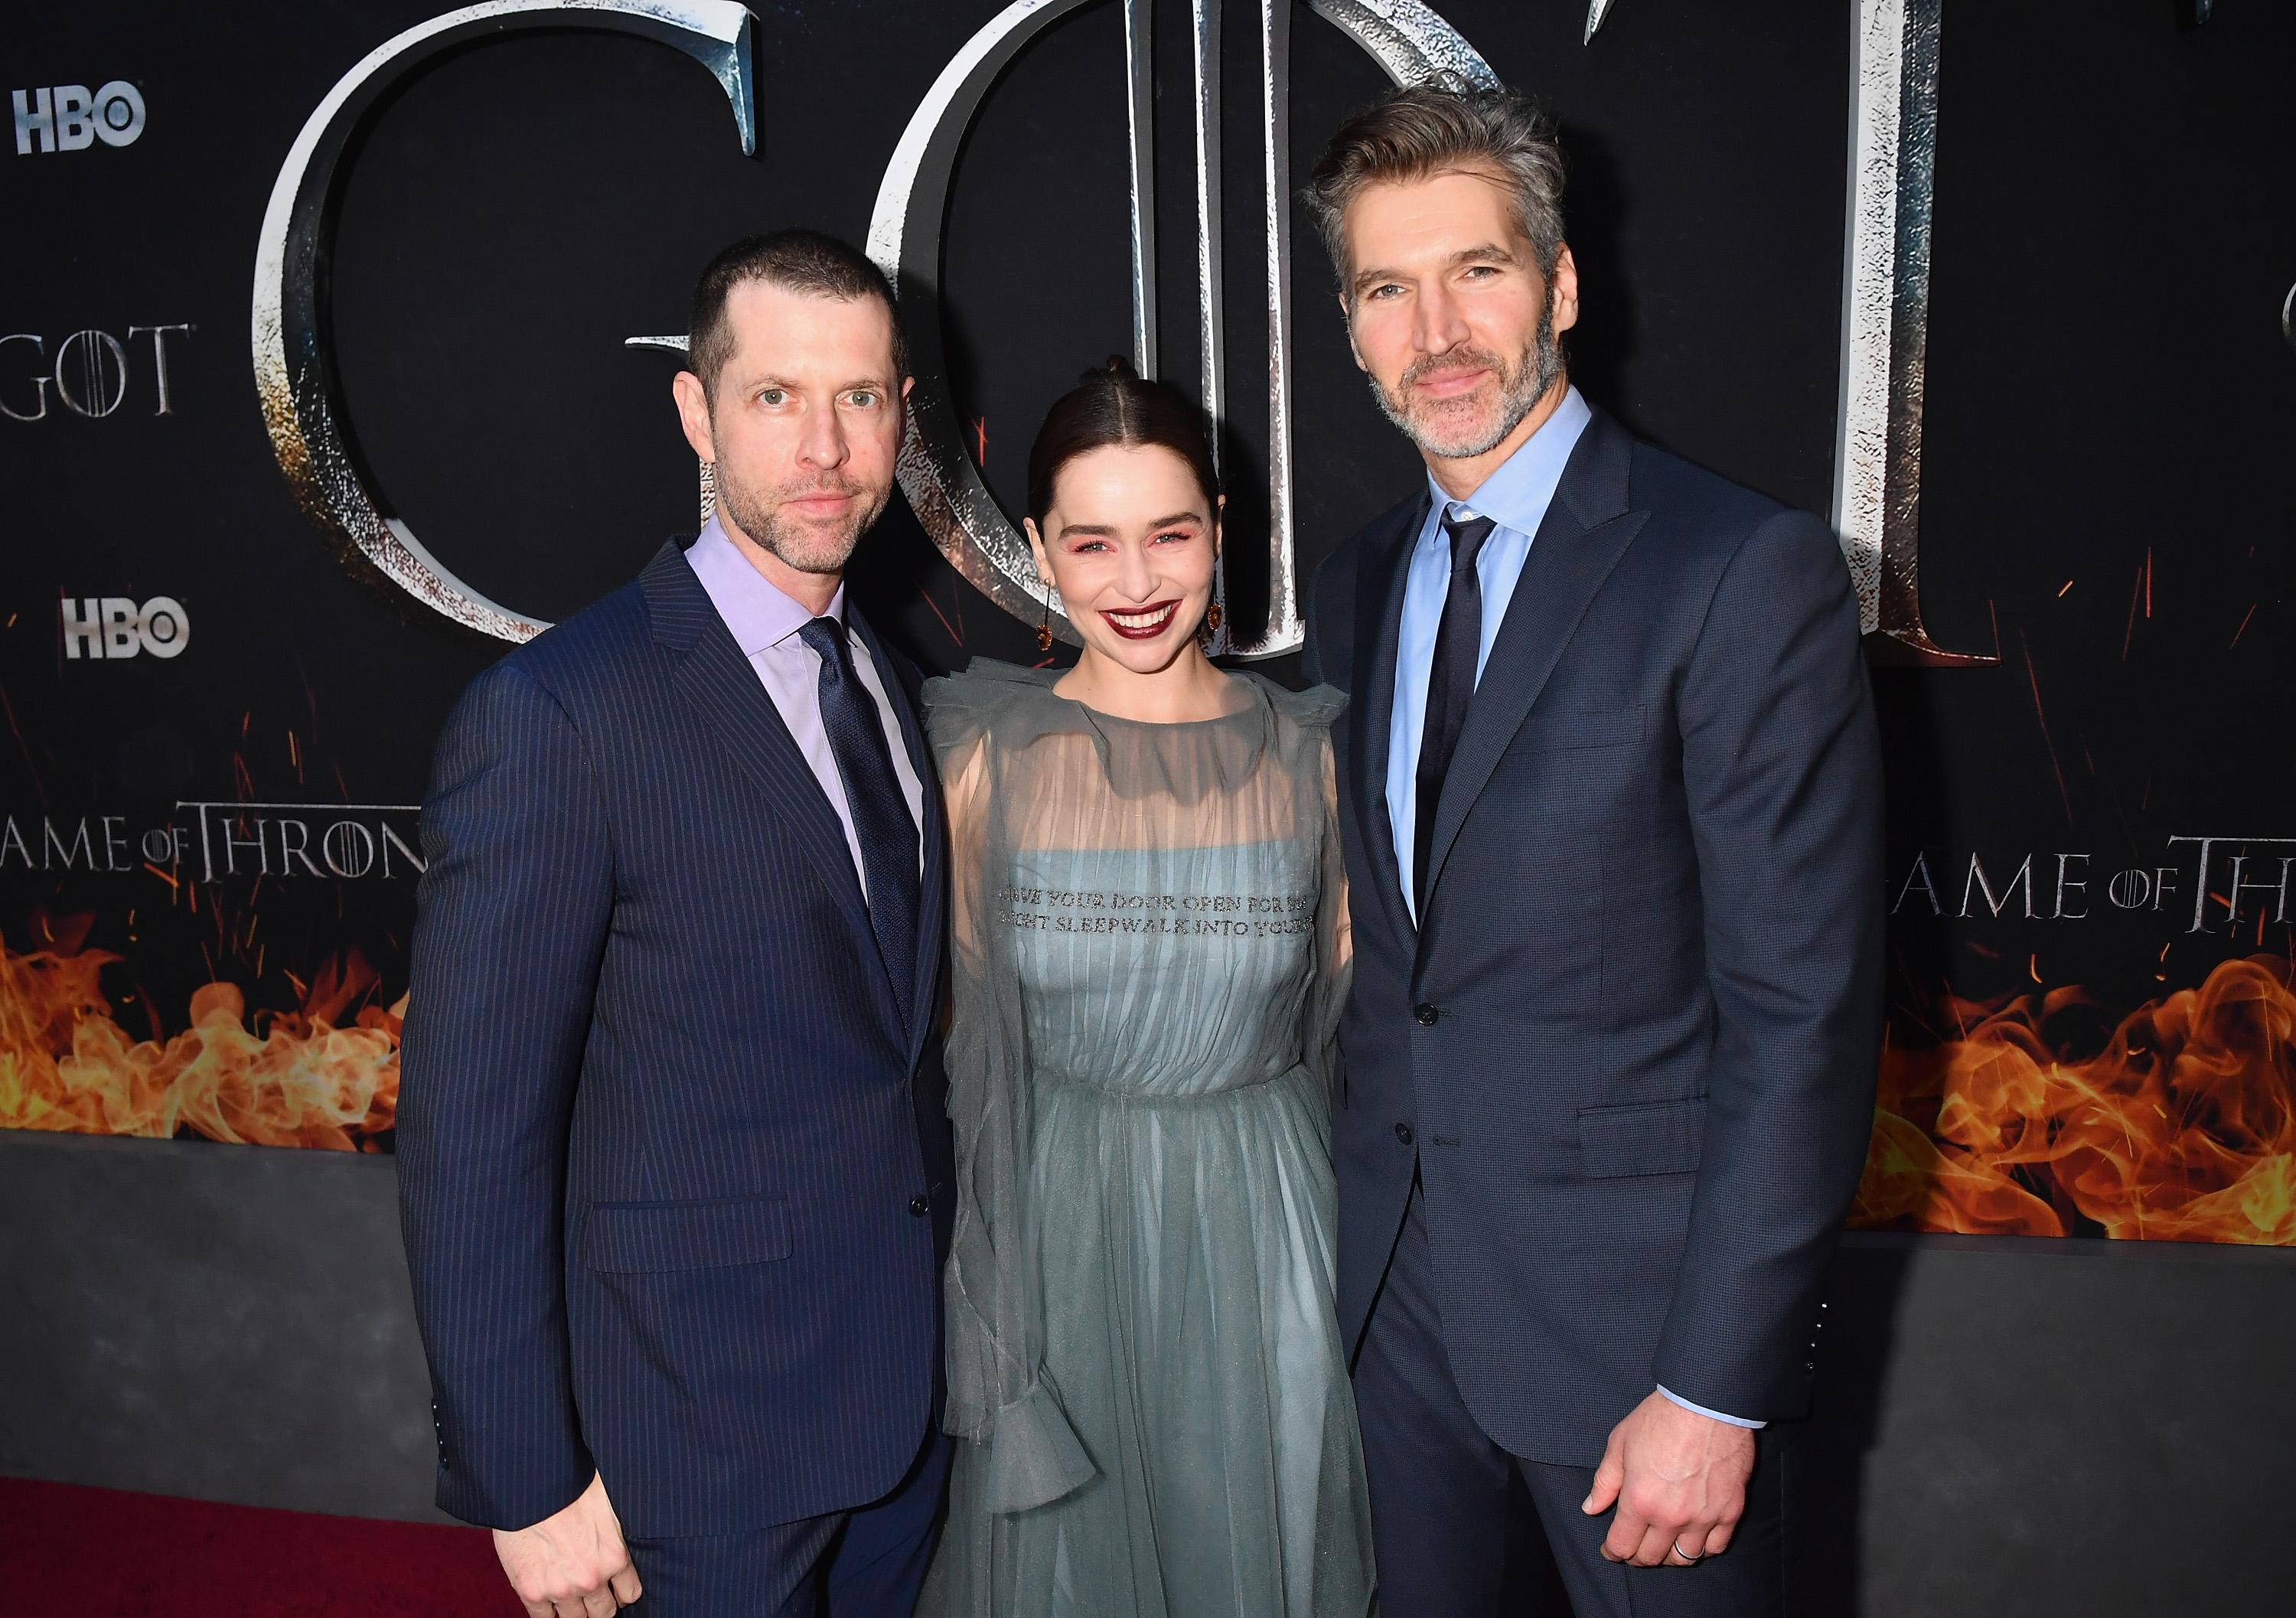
[684,517,925,902]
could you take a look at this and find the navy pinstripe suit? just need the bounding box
[397,541,954,1567]
[1304,410,1883,1613]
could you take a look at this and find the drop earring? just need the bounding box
[1202,561,1225,641]
[1038,579,1056,653]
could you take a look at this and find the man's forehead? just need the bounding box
[1345,169,1523,253]
[722,282,896,375]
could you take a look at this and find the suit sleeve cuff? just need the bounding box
[1657,1385,1766,1429]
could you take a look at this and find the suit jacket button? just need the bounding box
[908,1194,931,1217]
[1394,1122,1414,1146]
[1414,1003,1439,1026]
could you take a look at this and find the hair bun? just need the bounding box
[1084,354,1140,387]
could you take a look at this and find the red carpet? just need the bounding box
[5,1477,523,1617]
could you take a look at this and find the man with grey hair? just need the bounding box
[1300,86,1883,1615]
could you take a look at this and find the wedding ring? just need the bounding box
[1673,1538,1705,1562]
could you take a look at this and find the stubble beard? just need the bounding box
[1372,297,1564,462]
[713,455,892,576]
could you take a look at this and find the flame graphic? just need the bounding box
[1852,955,2296,1244]
[0,916,403,1152]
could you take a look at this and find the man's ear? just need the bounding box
[672,370,716,462]
[1548,243,1582,338]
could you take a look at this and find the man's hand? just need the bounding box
[493,1471,643,1618]
[1580,1391,1756,1568]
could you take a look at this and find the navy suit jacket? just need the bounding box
[1303,409,1883,1464]
[397,540,954,1536]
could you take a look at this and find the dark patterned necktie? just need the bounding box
[1413,512,1497,917]
[797,615,920,1032]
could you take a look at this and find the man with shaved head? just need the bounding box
[400,229,954,1618]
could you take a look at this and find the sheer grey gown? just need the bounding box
[916,661,1375,1618]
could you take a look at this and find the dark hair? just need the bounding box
[1026,357,1219,526]
[1304,85,1567,290]
[687,228,908,403]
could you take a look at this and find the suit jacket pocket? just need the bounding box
[584,1196,793,1273]
[1577,1095,1706,1178]
[1544,705,1646,751]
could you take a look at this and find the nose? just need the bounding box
[1414,279,1473,360]
[1116,537,1156,604]
[797,398,849,472]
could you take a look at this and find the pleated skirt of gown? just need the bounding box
[921,1062,1375,1617]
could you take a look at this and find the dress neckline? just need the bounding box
[1053,672,1264,731]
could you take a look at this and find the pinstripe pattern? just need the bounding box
[397,540,953,1540]
[1303,409,1885,1468]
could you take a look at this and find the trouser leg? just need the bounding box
[1352,1176,1570,1616]
[625,1425,951,1618]
[625,1515,843,1618]
[820,1427,953,1617]
[1353,1171,1799,1618]
[1515,1421,1798,1618]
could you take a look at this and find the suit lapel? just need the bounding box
[1420,414,1649,913]
[642,544,882,967]
[847,605,945,1070]
[1352,492,1429,950]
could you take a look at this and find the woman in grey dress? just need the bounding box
[918,360,1375,1616]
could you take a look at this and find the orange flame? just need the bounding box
[1852,955,2296,1244]
[0,918,403,1152]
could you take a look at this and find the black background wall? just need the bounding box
[4,2,2291,1613]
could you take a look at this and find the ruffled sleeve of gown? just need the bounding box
[921,661,1098,1513]
[1272,682,1352,1115]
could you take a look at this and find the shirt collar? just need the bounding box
[684,514,845,657]
[1422,384,1593,537]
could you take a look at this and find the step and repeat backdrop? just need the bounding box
[4,1,2289,1243]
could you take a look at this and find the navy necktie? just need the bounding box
[1413,512,1497,917]
[797,615,920,1032]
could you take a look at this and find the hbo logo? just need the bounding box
[13,83,144,154]
[61,596,188,661]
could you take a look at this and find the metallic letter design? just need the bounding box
[1833,0,1990,663]
[252,0,757,643]
[868,0,1494,652]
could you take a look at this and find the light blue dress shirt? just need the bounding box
[1382,387,1763,1432]
[1386,385,1590,918]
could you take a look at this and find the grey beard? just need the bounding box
[1374,301,1564,462]
[714,464,889,576]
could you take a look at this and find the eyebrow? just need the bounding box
[1349,242,1518,295]
[1056,511,1204,540]
[742,373,894,393]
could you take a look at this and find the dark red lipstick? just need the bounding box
[1099,599,1182,640]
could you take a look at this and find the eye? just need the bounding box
[1069,539,1110,554]
[1461,265,1499,281]
[847,390,878,408]
[758,387,785,406]
[1365,283,1401,302]
[1150,529,1193,546]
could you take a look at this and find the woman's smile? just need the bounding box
[1098,599,1181,640]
